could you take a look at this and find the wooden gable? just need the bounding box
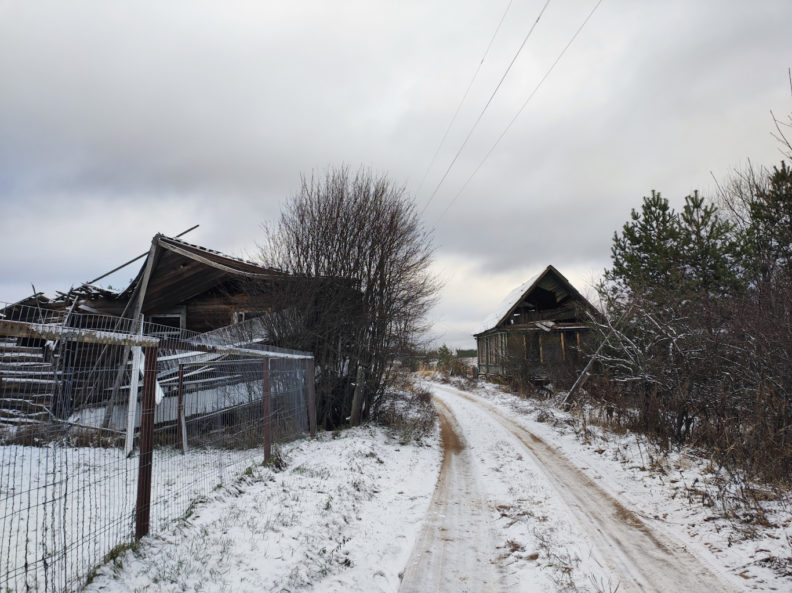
[477,265,596,336]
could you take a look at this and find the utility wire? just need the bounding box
[436,0,604,223]
[421,0,553,214]
[415,0,515,198]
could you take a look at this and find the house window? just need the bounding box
[233,310,267,324]
[148,307,186,338]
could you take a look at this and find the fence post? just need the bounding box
[262,358,271,460]
[306,358,316,436]
[135,346,158,540]
[176,363,187,454]
[124,345,142,456]
[350,365,365,426]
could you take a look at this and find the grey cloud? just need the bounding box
[1,0,791,346]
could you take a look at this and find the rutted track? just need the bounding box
[399,398,502,593]
[407,383,739,593]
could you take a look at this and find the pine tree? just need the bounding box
[604,191,681,300]
[604,190,742,301]
[746,161,792,281]
[677,190,742,296]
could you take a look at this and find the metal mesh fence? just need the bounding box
[0,303,314,593]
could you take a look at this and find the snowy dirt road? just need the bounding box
[399,397,500,593]
[404,383,740,593]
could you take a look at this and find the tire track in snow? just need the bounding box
[399,398,502,593]
[432,383,740,593]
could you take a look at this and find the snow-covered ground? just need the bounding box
[81,379,791,592]
[1,444,275,593]
[83,424,440,593]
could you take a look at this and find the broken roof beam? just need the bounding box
[83,225,200,287]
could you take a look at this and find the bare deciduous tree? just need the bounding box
[258,165,438,429]
[770,67,792,159]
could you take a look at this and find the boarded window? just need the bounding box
[524,333,541,362]
[542,333,563,364]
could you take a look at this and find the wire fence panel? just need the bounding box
[0,303,313,593]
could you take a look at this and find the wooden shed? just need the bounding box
[474,265,598,383]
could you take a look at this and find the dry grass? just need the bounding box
[374,378,437,445]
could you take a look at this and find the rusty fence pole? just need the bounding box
[262,358,271,460]
[176,363,187,454]
[306,358,317,436]
[135,346,158,540]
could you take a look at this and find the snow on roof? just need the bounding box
[474,270,543,335]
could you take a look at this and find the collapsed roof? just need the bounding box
[475,265,598,336]
[116,234,287,315]
[5,234,289,319]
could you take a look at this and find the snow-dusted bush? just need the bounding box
[374,380,437,445]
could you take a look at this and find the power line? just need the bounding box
[436,0,604,223]
[414,0,515,198]
[421,0,553,215]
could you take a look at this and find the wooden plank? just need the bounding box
[124,345,143,455]
[0,320,158,347]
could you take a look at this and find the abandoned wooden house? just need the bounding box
[0,234,315,435]
[9,233,357,339]
[65,234,290,334]
[474,265,598,383]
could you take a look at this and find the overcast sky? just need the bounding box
[1,1,791,348]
